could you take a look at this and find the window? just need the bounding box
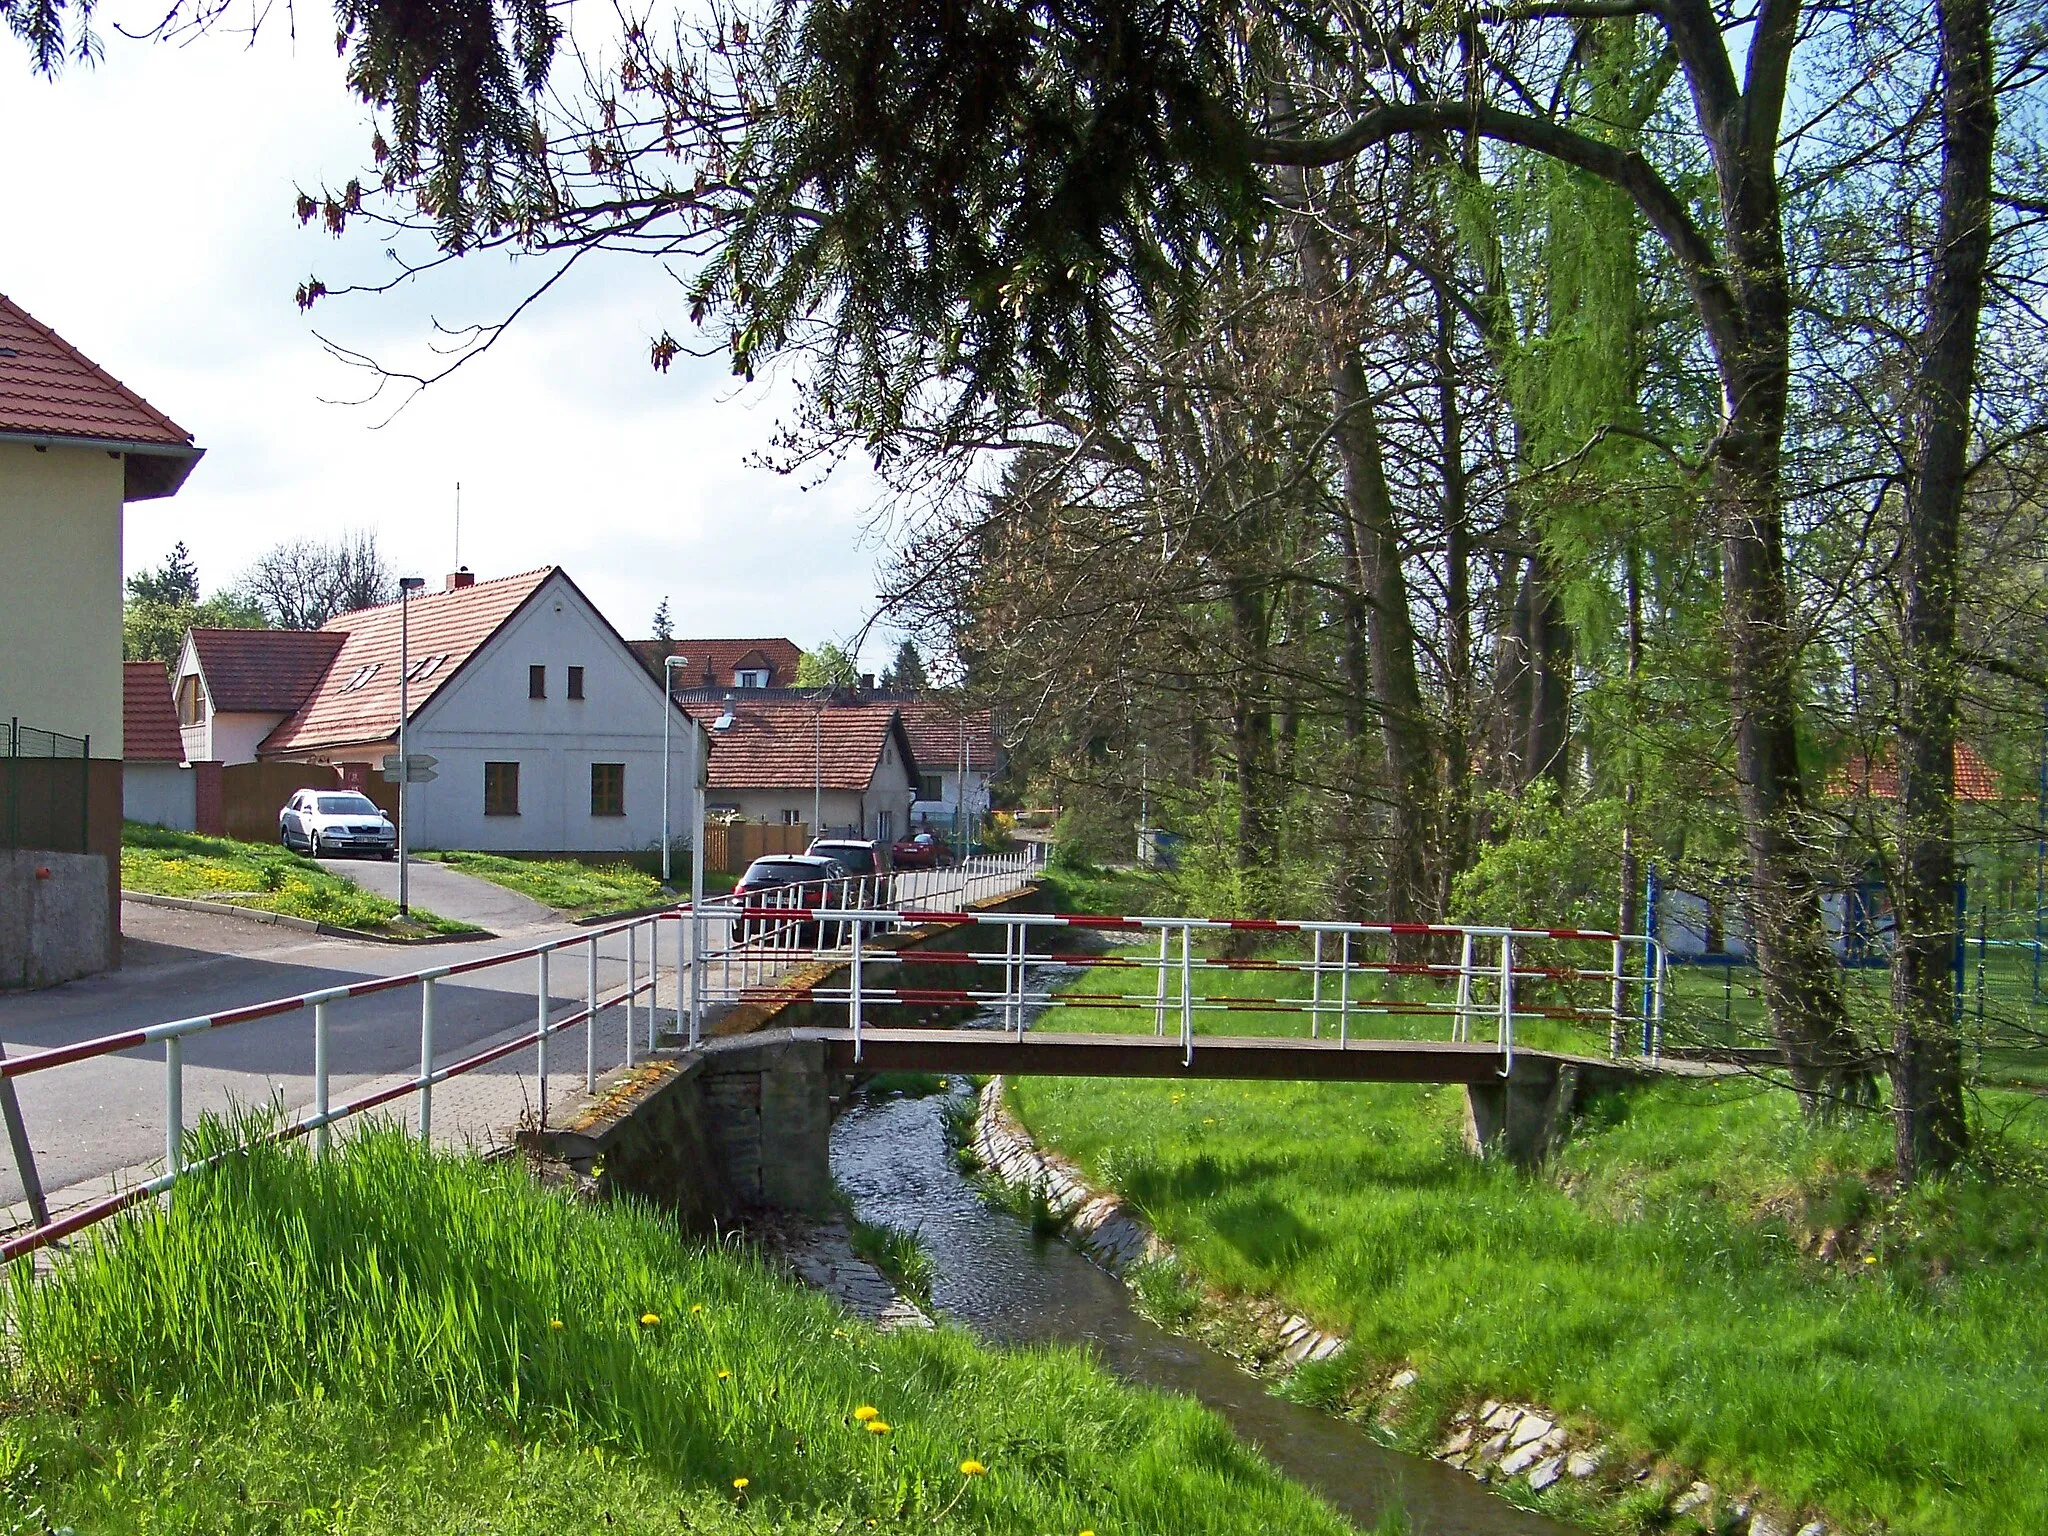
[484,761,520,816]
[528,665,547,699]
[407,654,445,683]
[176,674,203,726]
[314,793,380,816]
[590,762,625,816]
[567,665,585,700]
[916,772,945,803]
[339,663,380,694]
[735,669,768,688]
[780,808,802,826]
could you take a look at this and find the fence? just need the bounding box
[702,821,811,874]
[2,721,89,854]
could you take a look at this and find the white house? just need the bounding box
[896,702,998,833]
[687,697,918,843]
[175,567,705,855]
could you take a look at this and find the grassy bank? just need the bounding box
[0,1129,1362,1535]
[121,823,472,936]
[423,850,736,918]
[1007,947,2048,1535]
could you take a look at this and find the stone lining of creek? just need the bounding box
[971,1078,1841,1536]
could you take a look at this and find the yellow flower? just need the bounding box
[640,1312,661,1327]
[717,1369,732,1380]
[959,1459,986,1476]
[732,1477,750,1491]
[853,1405,879,1423]
[1863,1253,1878,1264]
[865,1420,892,1435]
[691,1303,705,1314]
[548,1319,564,1331]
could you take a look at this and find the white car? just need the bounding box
[280,789,397,859]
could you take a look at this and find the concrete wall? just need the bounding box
[402,573,705,854]
[0,443,126,754]
[0,849,110,989]
[123,760,197,830]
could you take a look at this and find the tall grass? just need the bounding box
[1,1127,1355,1535]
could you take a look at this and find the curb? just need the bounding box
[121,889,490,945]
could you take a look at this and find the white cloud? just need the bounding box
[0,23,901,667]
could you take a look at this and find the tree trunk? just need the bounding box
[1891,0,1995,1180]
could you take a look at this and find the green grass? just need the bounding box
[0,1127,1360,1536]
[121,823,472,937]
[1009,950,2048,1535]
[423,850,735,918]
[847,1215,937,1303]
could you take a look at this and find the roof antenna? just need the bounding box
[454,481,461,569]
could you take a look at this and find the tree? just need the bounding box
[127,542,200,607]
[651,597,674,645]
[795,642,859,690]
[881,640,929,692]
[123,592,266,664]
[241,531,394,630]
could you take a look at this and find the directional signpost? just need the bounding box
[380,753,438,784]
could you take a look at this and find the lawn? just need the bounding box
[423,850,736,919]
[121,823,473,937]
[1006,939,2048,1535]
[0,1129,1366,1536]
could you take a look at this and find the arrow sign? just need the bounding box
[380,753,438,784]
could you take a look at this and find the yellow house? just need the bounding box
[1,294,203,969]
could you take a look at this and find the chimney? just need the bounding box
[859,673,875,692]
[445,567,475,591]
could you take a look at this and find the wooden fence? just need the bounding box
[703,821,810,873]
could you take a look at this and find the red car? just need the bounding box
[890,829,956,869]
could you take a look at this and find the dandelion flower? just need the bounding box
[959,1459,986,1476]
[1863,1254,1878,1264]
[853,1405,879,1423]
[640,1312,661,1327]
[717,1369,732,1380]
[865,1420,892,1435]
[691,1303,705,1314]
[548,1319,564,1331]
[732,1477,749,1491]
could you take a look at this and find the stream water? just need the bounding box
[830,1081,1583,1536]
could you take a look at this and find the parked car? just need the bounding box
[732,854,851,943]
[889,829,956,869]
[280,789,396,859]
[807,837,896,911]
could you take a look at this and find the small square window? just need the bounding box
[485,761,520,816]
[590,762,625,816]
[567,665,585,700]
[528,665,546,699]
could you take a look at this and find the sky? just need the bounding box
[0,21,898,667]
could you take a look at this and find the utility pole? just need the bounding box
[395,575,426,915]
[661,654,688,887]
[1137,741,1149,865]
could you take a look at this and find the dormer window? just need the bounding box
[735,669,768,688]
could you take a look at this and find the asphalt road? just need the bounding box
[0,900,673,1209]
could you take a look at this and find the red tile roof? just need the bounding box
[894,702,997,773]
[635,637,805,691]
[122,661,185,762]
[189,628,349,714]
[0,294,201,500]
[1831,742,2004,802]
[259,569,555,756]
[688,698,915,792]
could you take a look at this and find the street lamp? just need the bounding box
[396,575,426,916]
[661,654,688,888]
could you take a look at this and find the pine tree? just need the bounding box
[882,639,929,692]
[651,597,674,644]
[127,542,201,606]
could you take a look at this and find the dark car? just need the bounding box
[279,789,396,858]
[806,838,896,911]
[732,854,850,943]
[889,829,956,869]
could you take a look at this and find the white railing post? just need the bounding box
[1179,924,1195,1066]
[674,911,686,1040]
[418,975,437,1143]
[536,946,550,1129]
[1153,926,1170,1036]
[690,901,706,1050]
[313,999,331,1158]
[1498,934,1515,1072]
[645,921,659,1055]
[1310,930,1324,1039]
[1339,930,1352,1047]
[849,915,865,1063]
[1454,931,1474,1043]
[625,923,637,1070]
[1609,936,1625,1057]
[165,1036,184,1178]
[586,934,599,1093]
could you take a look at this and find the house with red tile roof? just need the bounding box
[171,568,705,854]
[632,637,805,691]
[891,701,999,832]
[683,696,919,842]
[122,661,204,830]
[1,294,204,972]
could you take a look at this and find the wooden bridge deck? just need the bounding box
[793,1027,1511,1083]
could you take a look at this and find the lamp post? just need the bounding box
[814,701,824,839]
[661,654,688,888]
[1136,740,1149,866]
[396,575,426,916]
